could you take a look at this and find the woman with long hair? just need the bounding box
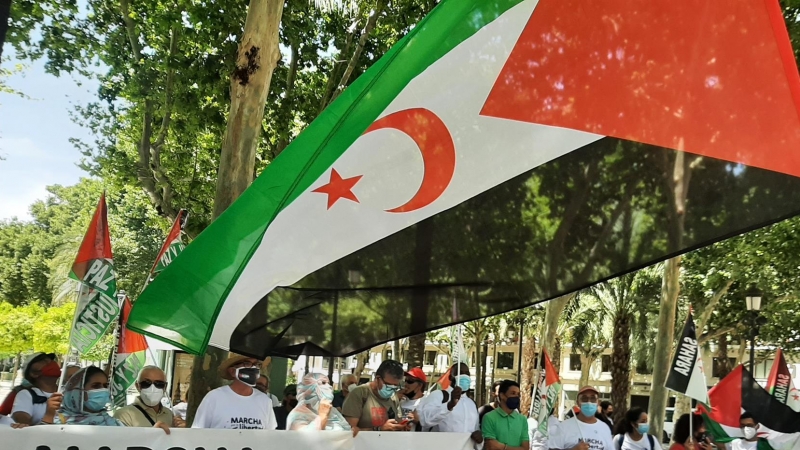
[612,407,662,450]
[670,413,718,450]
[58,366,169,433]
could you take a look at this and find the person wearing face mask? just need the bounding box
[724,413,759,450]
[547,386,613,450]
[399,367,427,427]
[192,355,278,430]
[287,373,351,431]
[669,413,715,450]
[612,407,661,450]
[482,379,529,450]
[273,384,298,430]
[114,366,176,428]
[10,353,63,425]
[342,359,409,434]
[333,374,358,411]
[57,366,169,433]
[415,363,482,443]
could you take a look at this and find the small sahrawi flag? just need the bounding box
[766,348,800,412]
[68,193,120,354]
[111,297,148,408]
[702,365,800,450]
[149,210,188,280]
[530,348,561,437]
[665,311,709,403]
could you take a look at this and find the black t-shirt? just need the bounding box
[478,404,495,424]
[273,406,290,430]
[332,392,346,409]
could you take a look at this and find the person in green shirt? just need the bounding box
[482,379,530,450]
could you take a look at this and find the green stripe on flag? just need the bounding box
[127,0,527,354]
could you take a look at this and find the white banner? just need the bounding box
[0,426,474,450]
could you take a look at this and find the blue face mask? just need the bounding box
[319,385,334,402]
[84,388,111,411]
[378,380,399,399]
[580,402,598,417]
[457,375,471,392]
[638,423,650,435]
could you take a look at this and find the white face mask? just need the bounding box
[743,426,757,440]
[346,383,357,393]
[140,385,164,407]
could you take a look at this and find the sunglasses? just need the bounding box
[140,380,167,390]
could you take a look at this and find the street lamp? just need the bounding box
[744,287,765,374]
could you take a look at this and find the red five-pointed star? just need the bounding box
[313,168,363,209]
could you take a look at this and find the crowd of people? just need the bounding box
[0,354,768,450]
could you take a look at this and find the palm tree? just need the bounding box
[569,294,612,387]
[581,266,662,423]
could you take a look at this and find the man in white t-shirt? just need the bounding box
[548,386,613,450]
[192,355,277,430]
[725,413,759,450]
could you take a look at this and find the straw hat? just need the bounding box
[218,354,259,380]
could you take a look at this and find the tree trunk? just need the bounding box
[579,354,595,388]
[407,334,426,367]
[649,151,696,439]
[354,351,368,380]
[212,0,284,219]
[648,256,681,439]
[610,312,632,424]
[674,394,691,420]
[552,336,563,376]
[541,294,574,356]
[716,335,732,379]
[12,353,21,383]
[475,336,484,404]
[480,338,489,405]
[187,0,284,427]
[520,336,537,415]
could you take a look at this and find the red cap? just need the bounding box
[577,385,599,397]
[405,367,427,383]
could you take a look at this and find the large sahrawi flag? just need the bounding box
[69,193,120,354]
[111,297,148,408]
[128,0,800,358]
[766,348,800,412]
[702,365,800,450]
[666,311,709,403]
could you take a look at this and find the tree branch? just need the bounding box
[119,0,143,61]
[696,278,734,334]
[330,0,386,103]
[274,40,300,157]
[153,26,179,149]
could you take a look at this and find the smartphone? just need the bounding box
[399,418,410,425]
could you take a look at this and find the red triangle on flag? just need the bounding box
[149,209,187,275]
[70,193,113,281]
[704,365,744,427]
[117,297,149,355]
[482,0,800,178]
[542,349,560,385]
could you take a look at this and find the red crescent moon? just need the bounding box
[364,108,456,213]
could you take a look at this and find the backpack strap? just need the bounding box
[647,434,655,450]
[616,434,625,450]
[25,388,49,405]
[133,404,156,426]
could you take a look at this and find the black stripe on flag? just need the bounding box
[666,312,699,394]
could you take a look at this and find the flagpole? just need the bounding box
[58,282,87,391]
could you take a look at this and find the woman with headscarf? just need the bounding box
[286,373,351,431]
[57,366,169,433]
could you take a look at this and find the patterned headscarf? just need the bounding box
[286,373,351,431]
[59,367,122,426]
